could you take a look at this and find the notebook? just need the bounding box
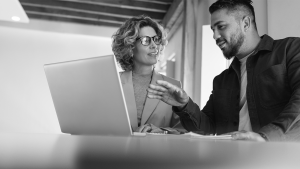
[44,55,132,136]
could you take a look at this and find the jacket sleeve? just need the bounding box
[282,120,300,141]
[172,96,215,134]
[259,38,300,141]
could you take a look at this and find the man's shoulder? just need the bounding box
[213,68,232,82]
[270,37,300,54]
[274,36,300,45]
[275,36,300,41]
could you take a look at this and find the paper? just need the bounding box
[133,132,233,140]
[184,132,233,140]
[133,132,146,136]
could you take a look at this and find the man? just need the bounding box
[147,0,300,141]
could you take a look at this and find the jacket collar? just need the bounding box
[255,34,274,52]
[141,70,163,125]
[229,34,274,73]
[120,70,163,129]
[120,71,138,129]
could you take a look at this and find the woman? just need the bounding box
[112,15,184,133]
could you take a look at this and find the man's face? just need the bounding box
[210,9,245,59]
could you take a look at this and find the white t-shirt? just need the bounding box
[238,51,254,131]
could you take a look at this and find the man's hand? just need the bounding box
[225,130,267,142]
[147,80,189,108]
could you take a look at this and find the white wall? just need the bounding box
[267,0,300,39]
[252,0,268,36]
[0,20,117,133]
[200,25,227,109]
[163,25,183,81]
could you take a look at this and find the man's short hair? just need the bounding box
[209,0,257,30]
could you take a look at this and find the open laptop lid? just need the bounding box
[44,55,132,136]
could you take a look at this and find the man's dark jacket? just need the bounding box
[174,35,300,141]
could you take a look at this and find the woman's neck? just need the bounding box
[132,66,153,75]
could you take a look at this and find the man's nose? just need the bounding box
[213,31,221,40]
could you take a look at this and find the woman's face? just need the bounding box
[132,26,160,68]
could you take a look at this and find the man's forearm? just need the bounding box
[172,98,214,133]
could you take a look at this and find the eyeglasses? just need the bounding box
[136,35,162,46]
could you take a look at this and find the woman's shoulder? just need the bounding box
[119,71,128,76]
[118,71,131,83]
[119,71,125,75]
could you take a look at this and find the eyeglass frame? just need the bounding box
[136,35,162,46]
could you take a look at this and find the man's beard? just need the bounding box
[222,30,245,60]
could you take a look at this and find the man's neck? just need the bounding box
[236,33,261,60]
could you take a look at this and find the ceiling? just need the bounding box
[19,0,183,35]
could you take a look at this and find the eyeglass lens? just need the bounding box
[139,36,162,46]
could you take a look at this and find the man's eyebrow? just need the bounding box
[211,21,224,30]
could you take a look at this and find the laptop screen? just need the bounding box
[44,55,132,136]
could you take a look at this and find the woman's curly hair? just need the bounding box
[112,15,167,71]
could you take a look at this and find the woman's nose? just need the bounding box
[149,39,157,49]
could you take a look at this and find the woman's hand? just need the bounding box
[134,124,164,133]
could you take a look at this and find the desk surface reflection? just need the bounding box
[1,133,299,169]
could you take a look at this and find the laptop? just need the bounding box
[44,55,133,136]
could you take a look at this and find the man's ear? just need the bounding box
[242,16,251,32]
